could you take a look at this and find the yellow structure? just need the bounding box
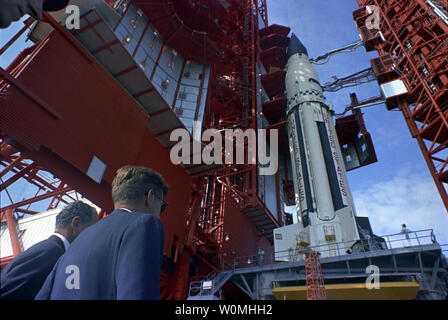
[272,281,420,300]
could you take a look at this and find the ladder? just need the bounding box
[323,225,338,257]
[292,232,310,261]
[305,251,327,300]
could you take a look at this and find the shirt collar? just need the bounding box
[116,208,132,213]
[53,232,70,251]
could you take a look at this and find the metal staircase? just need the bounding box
[187,269,234,300]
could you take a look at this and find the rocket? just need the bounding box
[274,34,361,258]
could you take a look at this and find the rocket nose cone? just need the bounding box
[286,33,308,59]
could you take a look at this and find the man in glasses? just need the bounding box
[36,165,169,300]
[145,189,169,216]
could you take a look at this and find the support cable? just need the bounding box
[322,67,377,92]
[334,99,386,117]
[310,40,364,65]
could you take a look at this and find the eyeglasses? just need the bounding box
[145,190,169,213]
[154,193,169,213]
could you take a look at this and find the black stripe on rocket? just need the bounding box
[289,108,314,227]
[317,121,346,211]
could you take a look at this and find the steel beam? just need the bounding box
[0,186,71,212]
[0,18,34,55]
[0,155,24,178]
[0,162,38,191]
[0,67,61,119]
[133,21,150,57]
[91,40,120,55]
[431,256,440,289]
[3,209,22,256]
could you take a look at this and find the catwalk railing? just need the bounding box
[187,229,446,299]
[229,229,442,270]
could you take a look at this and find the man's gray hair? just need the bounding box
[55,201,96,228]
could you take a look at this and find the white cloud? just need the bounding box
[284,171,448,245]
[352,171,448,245]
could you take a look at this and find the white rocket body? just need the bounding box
[274,34,360,259]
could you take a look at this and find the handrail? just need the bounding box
[226,229,441,270]
[188,270,233,298]
[188,229,444,298]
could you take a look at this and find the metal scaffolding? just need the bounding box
[354,0,448,211]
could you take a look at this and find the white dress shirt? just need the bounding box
[52,232,70,251]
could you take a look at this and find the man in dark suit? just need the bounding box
[35,165,169,300]
[1,201,98,300]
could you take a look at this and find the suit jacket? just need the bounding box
[35,210,165,300]
[1,235,65,300]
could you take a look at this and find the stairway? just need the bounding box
[187,270,234,300]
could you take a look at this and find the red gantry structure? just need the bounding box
[3,0,440,301]
[354,0,448,210]
[305,251,327,300]
[0,0,284,300]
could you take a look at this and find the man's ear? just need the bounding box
[71,216,81,229]
[145,189,153,207]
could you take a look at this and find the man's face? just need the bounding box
[0,0,44,28]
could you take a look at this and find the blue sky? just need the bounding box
[268,0,448,244]
[0,1,447,245]
[0,17,29,68]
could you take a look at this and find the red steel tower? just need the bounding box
[0,0,285,299]
[305,251,327,300]
[353,0,448,211]
[0,0,383,300]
